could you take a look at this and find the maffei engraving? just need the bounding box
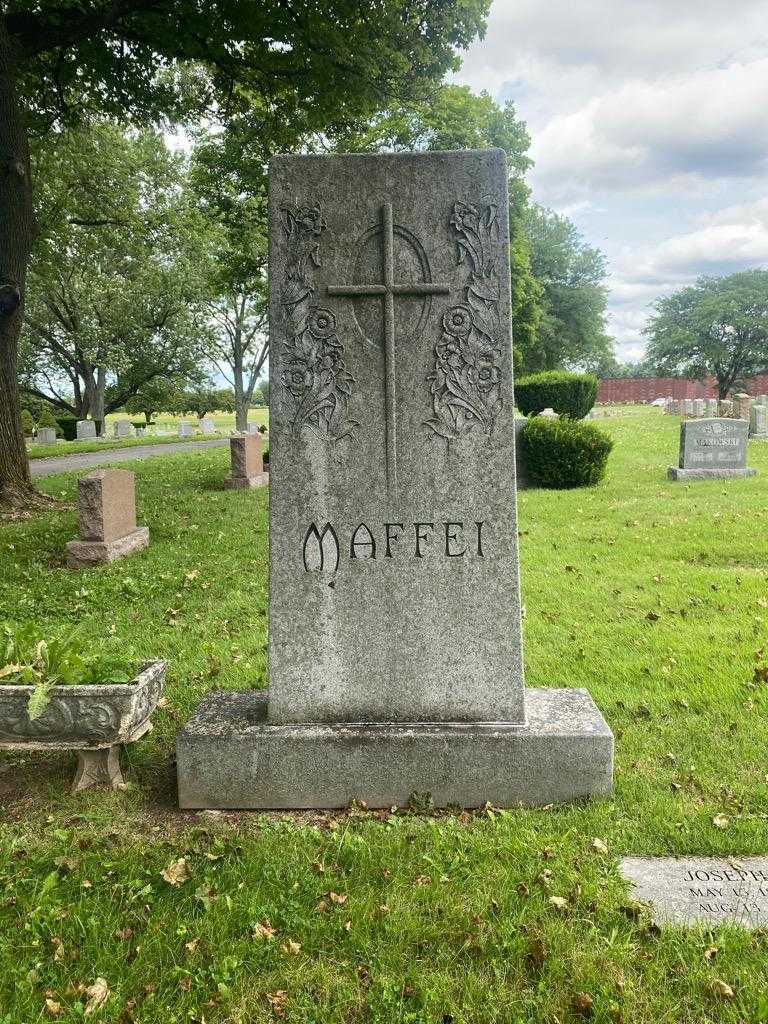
[426,200,503,444]
[302,519,486,573]
[279,203,358,443]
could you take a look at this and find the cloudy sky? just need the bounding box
[453,0,768,362]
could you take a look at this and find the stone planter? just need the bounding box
[0,660,166,792]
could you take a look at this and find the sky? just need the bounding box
[452,0,768,363]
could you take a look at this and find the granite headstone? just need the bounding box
[177,148,613,809]
[668,418,755,480]
[66,469,149,567]
[77,419,97,441]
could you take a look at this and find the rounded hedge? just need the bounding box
[515,370,598,420]
[20,409,35,436]
[520,415,613,489]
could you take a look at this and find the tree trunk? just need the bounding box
[0,20,39,510]
[233,350,248,432]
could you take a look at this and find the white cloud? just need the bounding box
[453,0,768,363]
[531,58,768,201]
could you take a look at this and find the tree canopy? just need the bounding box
[19,123,211,423]
[644,269,768,398]
[0,0,489,508]
[523,204,613,374]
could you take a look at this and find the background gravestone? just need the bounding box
[77,419,97,441]
[66,469,149,567]
[176,149,613,809]
[668,418,755,480]
[36,427,56,444]
[113,420,133,439]
[224,434,268,489]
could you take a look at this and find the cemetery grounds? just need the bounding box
[1,405,768,1024]
[27,410,270,461]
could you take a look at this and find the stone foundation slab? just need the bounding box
[66,527,149,567]
[667,467,756,481]
[223,473,269,489]
[176,688,613,809]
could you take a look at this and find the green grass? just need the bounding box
[27,409,269,459]
[2,406,768,1023]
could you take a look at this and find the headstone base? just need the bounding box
[66,526,149,568]
[667,466,757,481]
[176,688,613,809]
[223,472,269,490]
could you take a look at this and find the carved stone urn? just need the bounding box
[0,660,166,792]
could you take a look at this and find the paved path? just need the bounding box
[30,439,230,478]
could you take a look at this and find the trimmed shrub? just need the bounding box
[520,416,613,489]
[20,409,35,436]
[36,407,61,436]
[56,416,78,441]
[515,370,598,420]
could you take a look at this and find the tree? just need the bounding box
[644,269,768,399]
[190,129,268,432]
[0,1,489,509]
[19,124,212,427]
[255,378,269,407]
[174,385,235,419]
[523,205,613,374]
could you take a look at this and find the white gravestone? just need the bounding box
[178,421,193,438]
[113,421,133,438]
[199,417,215,435]
[750,404,767,438]
[77,419,97,441]
[176,149,613,810]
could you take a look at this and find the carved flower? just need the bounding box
[292,204,327,236]
[443,305,473,339]
[306,307,337,340]
[470,362,501,393]
[450,202,478,235]
[282,361,314,398]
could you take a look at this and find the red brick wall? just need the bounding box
[597,376,768,403]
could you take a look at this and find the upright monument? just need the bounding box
[177,150,613,808]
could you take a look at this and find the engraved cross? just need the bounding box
[327,201,450,499]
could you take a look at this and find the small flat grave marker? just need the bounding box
[621,857,768,928]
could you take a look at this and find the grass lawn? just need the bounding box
[27,409,270,460]
[2,405,768,1023]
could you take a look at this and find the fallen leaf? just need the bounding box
[549,895,568,909]
[572,991,594,1017]
[528,937,546,969]
[415,875,431,886]
[253,920,276,940]
[161,858,192,885]
[314,899,329,913]
[280,939,301,955]
[711,979,734,999]
[703,946,718,961]
[591,838,609,855]
[51,937,64,962]
[84,977,109,1015]
[185,937,200,954]
[328,891,348,904]
[45,998,62,1017]
[266,990,288,1016]
[646,611,660,622]
[712,814,730,830]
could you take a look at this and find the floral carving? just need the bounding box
[425,200,503,442]
[279,204,358,443]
